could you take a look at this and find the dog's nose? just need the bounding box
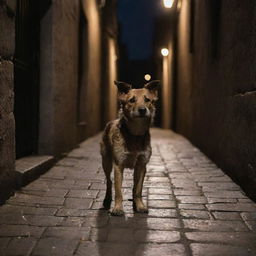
[138,106,147,116]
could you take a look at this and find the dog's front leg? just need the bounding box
[112,164,124,216]
[133,161,148,213]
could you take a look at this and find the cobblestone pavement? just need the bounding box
[1,129,256,256]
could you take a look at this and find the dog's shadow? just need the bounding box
[95,201,148,256]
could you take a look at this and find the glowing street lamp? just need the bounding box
[163,0,174,8]
[161,48,169,57]
[144,74,151,81]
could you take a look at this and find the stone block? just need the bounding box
[213,211,241,220]
[180,209,210,219]
[0,60,15,203]
[135,230,180,243]
[2,237,36,256]
[32,237,79,256]
[0,6,15,57]
[21,188,68,197]
[148,199,176,208]
[186,232,256,249]
[0,204,57,215]
[43,227,90,240]
[206,203,256,212]
[135,244,186,256]
[146,218,181,230]
[241,212,256,220]
[0,238,10,254]
[64,198,93,209]
[190,243,254,256]
[76,241,135,256]
[183,219,249,232]
[90,228,108,242]
[178,204,205,210]
[0,224,45,238]
[148,208,178,218]
[174,189,202,196]
[67,189,99,198]
[8,193,65,206]
[148,188,173,195]
[108,228,134,242]
[245,221,256,231]
[176,196,207,204]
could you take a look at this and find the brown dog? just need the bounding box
[100,80,159,216]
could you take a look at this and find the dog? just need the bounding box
[100,80,160,216]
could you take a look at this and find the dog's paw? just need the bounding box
[103,198,112,210]
[111,207,124,216]
[137,207,149,213]
[133,200,148,213]
[134,205,149,213]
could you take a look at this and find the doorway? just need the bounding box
[14,0,40,158]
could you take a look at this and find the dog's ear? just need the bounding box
[114,81,132,94]
[144,80,160,91]
[144,80,160,100]
[115,81,132,102]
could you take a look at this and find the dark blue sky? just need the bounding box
[117,0,162,60]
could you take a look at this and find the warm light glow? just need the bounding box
[177,0,182,10]
[161,48,169,57]
[144,74,151,81]
[163,0,174,8]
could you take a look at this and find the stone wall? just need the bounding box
[39,0,80,155]
[39,0,103,155]
[0,0,117,202]
[175,0,256,199]
[0,0,20,203]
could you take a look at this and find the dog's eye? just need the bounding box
[144,97,151,103]
[129,97,136,103]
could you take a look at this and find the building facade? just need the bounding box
[158,0,256,199]
[0,0,118,203]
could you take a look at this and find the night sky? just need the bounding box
[117,0,163,60]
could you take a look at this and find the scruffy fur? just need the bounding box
[100,80,160,216]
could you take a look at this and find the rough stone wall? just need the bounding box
[0,0,20,203]
[39,0,80,156]
[175,0,256,199]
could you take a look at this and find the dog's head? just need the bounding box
[115,80,160,121]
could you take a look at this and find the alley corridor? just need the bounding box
[0,129,256,256]
[1,0,256,255]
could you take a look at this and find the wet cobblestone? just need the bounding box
[0,129,256,255]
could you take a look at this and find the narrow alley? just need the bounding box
[0,129,256,256]
[1,0,256,255]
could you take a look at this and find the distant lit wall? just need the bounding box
[107,38,118,122]
[101,0,118,125]
[82,0,102,137]
[161,42,173,129]
[176,0,193,137]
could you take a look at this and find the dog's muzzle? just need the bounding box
[138,107,147,116]
[133,106,150,118]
